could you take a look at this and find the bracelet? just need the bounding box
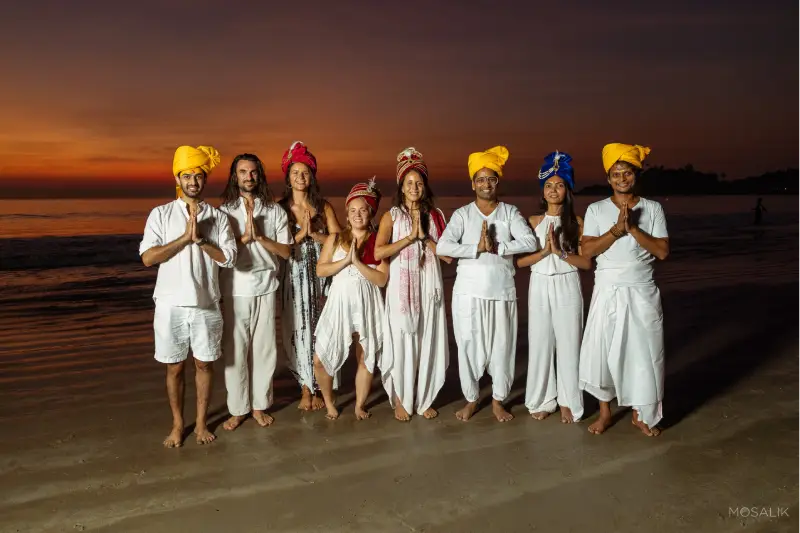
[195,237,207,246]
[559,249,568,260]
[609,225,624,239]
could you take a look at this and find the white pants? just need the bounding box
[452,294,517,403]
[525,272,584,420]
[380,296,449,416]
[153,301,222,363]
[579,282,664,427]
[222,293,278,416]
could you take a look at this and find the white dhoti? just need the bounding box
[525,271,584,420]
[222,293,278,416]
[452,294,517,402]
[380,264,449,416]
[579,270,664,428]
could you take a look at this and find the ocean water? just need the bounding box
[0,195,796,419]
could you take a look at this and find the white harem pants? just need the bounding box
[222,293,278,416]
[452,294,517,403]
[525,271,584,420]
[579,281,664,427]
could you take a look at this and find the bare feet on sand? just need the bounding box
[588,413,612,435]
[298,388,313,411]
[252,410,274,427]
[163,426,183,448]
[492,400,514,422]
[560,406,575,424]
[530,411,551,421]
[194,426,216,445]
[632,410,661,437]
[355,406,372,420]
[311,395,326,411]
[422,408,438,420]
[455,401,478,421]
[223,414,247,431]
[394,401,411,422]
[325,405,340,420]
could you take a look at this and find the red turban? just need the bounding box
[345,177,381,213]
[396,147,428,184]
[281,141,317,175]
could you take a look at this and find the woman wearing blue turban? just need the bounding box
[516,151,590,423]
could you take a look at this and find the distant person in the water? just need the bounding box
[219,154,292,431]
[753,197,767,225]
[139,146,237,448]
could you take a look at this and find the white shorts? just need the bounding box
[153,301,223,363]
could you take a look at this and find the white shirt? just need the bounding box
[219,198,292,297]
[139,199,237,307]
[437,202,538,300]
[583,197,668,284]
[531,214,577,275]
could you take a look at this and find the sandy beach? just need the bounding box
[0,195,797,532]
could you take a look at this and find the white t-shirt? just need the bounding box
[139,199,237,307]
[583,197,668,283]
[219,198,292,297]
[437,202,538,300]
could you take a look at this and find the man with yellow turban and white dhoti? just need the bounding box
[437,146,538,422]
[579,143,670,437]
[139,146,237,448]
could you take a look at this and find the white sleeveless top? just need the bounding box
[531,214,577,276]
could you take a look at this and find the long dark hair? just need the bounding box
[278,163,327,231]
[220,153,273,207]
[393,171,436,236]
[540,186,580,254]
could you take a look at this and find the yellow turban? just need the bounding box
[172,145,221,197]
[602,143,651,174]
[468,145,509,179]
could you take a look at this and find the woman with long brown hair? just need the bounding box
[516,151,590,424]
[374,147,450,422]
[277,141,342,411]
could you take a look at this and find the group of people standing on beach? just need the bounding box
[139,140,669,449]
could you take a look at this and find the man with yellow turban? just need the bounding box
[437,146,538,422]
[579,142,670,437]
[139,145,237,448]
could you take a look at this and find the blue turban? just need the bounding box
[538,151,575,189]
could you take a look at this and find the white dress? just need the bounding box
[525,214,584,420]
[379,207,449,415]
[314,244,385,377]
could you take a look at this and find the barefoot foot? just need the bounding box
[222,414,247,431]
[530,411,551,421]
[422,408,438,420]
[163,426,183,448]
[194,426,216,445]
[632,410,661,437]
[355,406,372,420]
[311,394,326,411]
[394,401,411,422]
[455,401,478,422]
[492,400,514,422]
[252,410,274,427]
[560,406,575,424]
[325,405,340,420]
[298,389,313,411]
[588,413,612,435]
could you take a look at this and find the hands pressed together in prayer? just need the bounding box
[240,198,260,245]
[540,224,565,259]
[611,201,635,239]
[476,220,496,254]
[405,209,427,244]
[182,203,205,245]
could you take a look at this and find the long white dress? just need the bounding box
[379,207,449,415]
[525,215,584,420]
[579,197,668,428]
[314,243,384,377]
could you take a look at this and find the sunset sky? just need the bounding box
[0,0,796,198]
